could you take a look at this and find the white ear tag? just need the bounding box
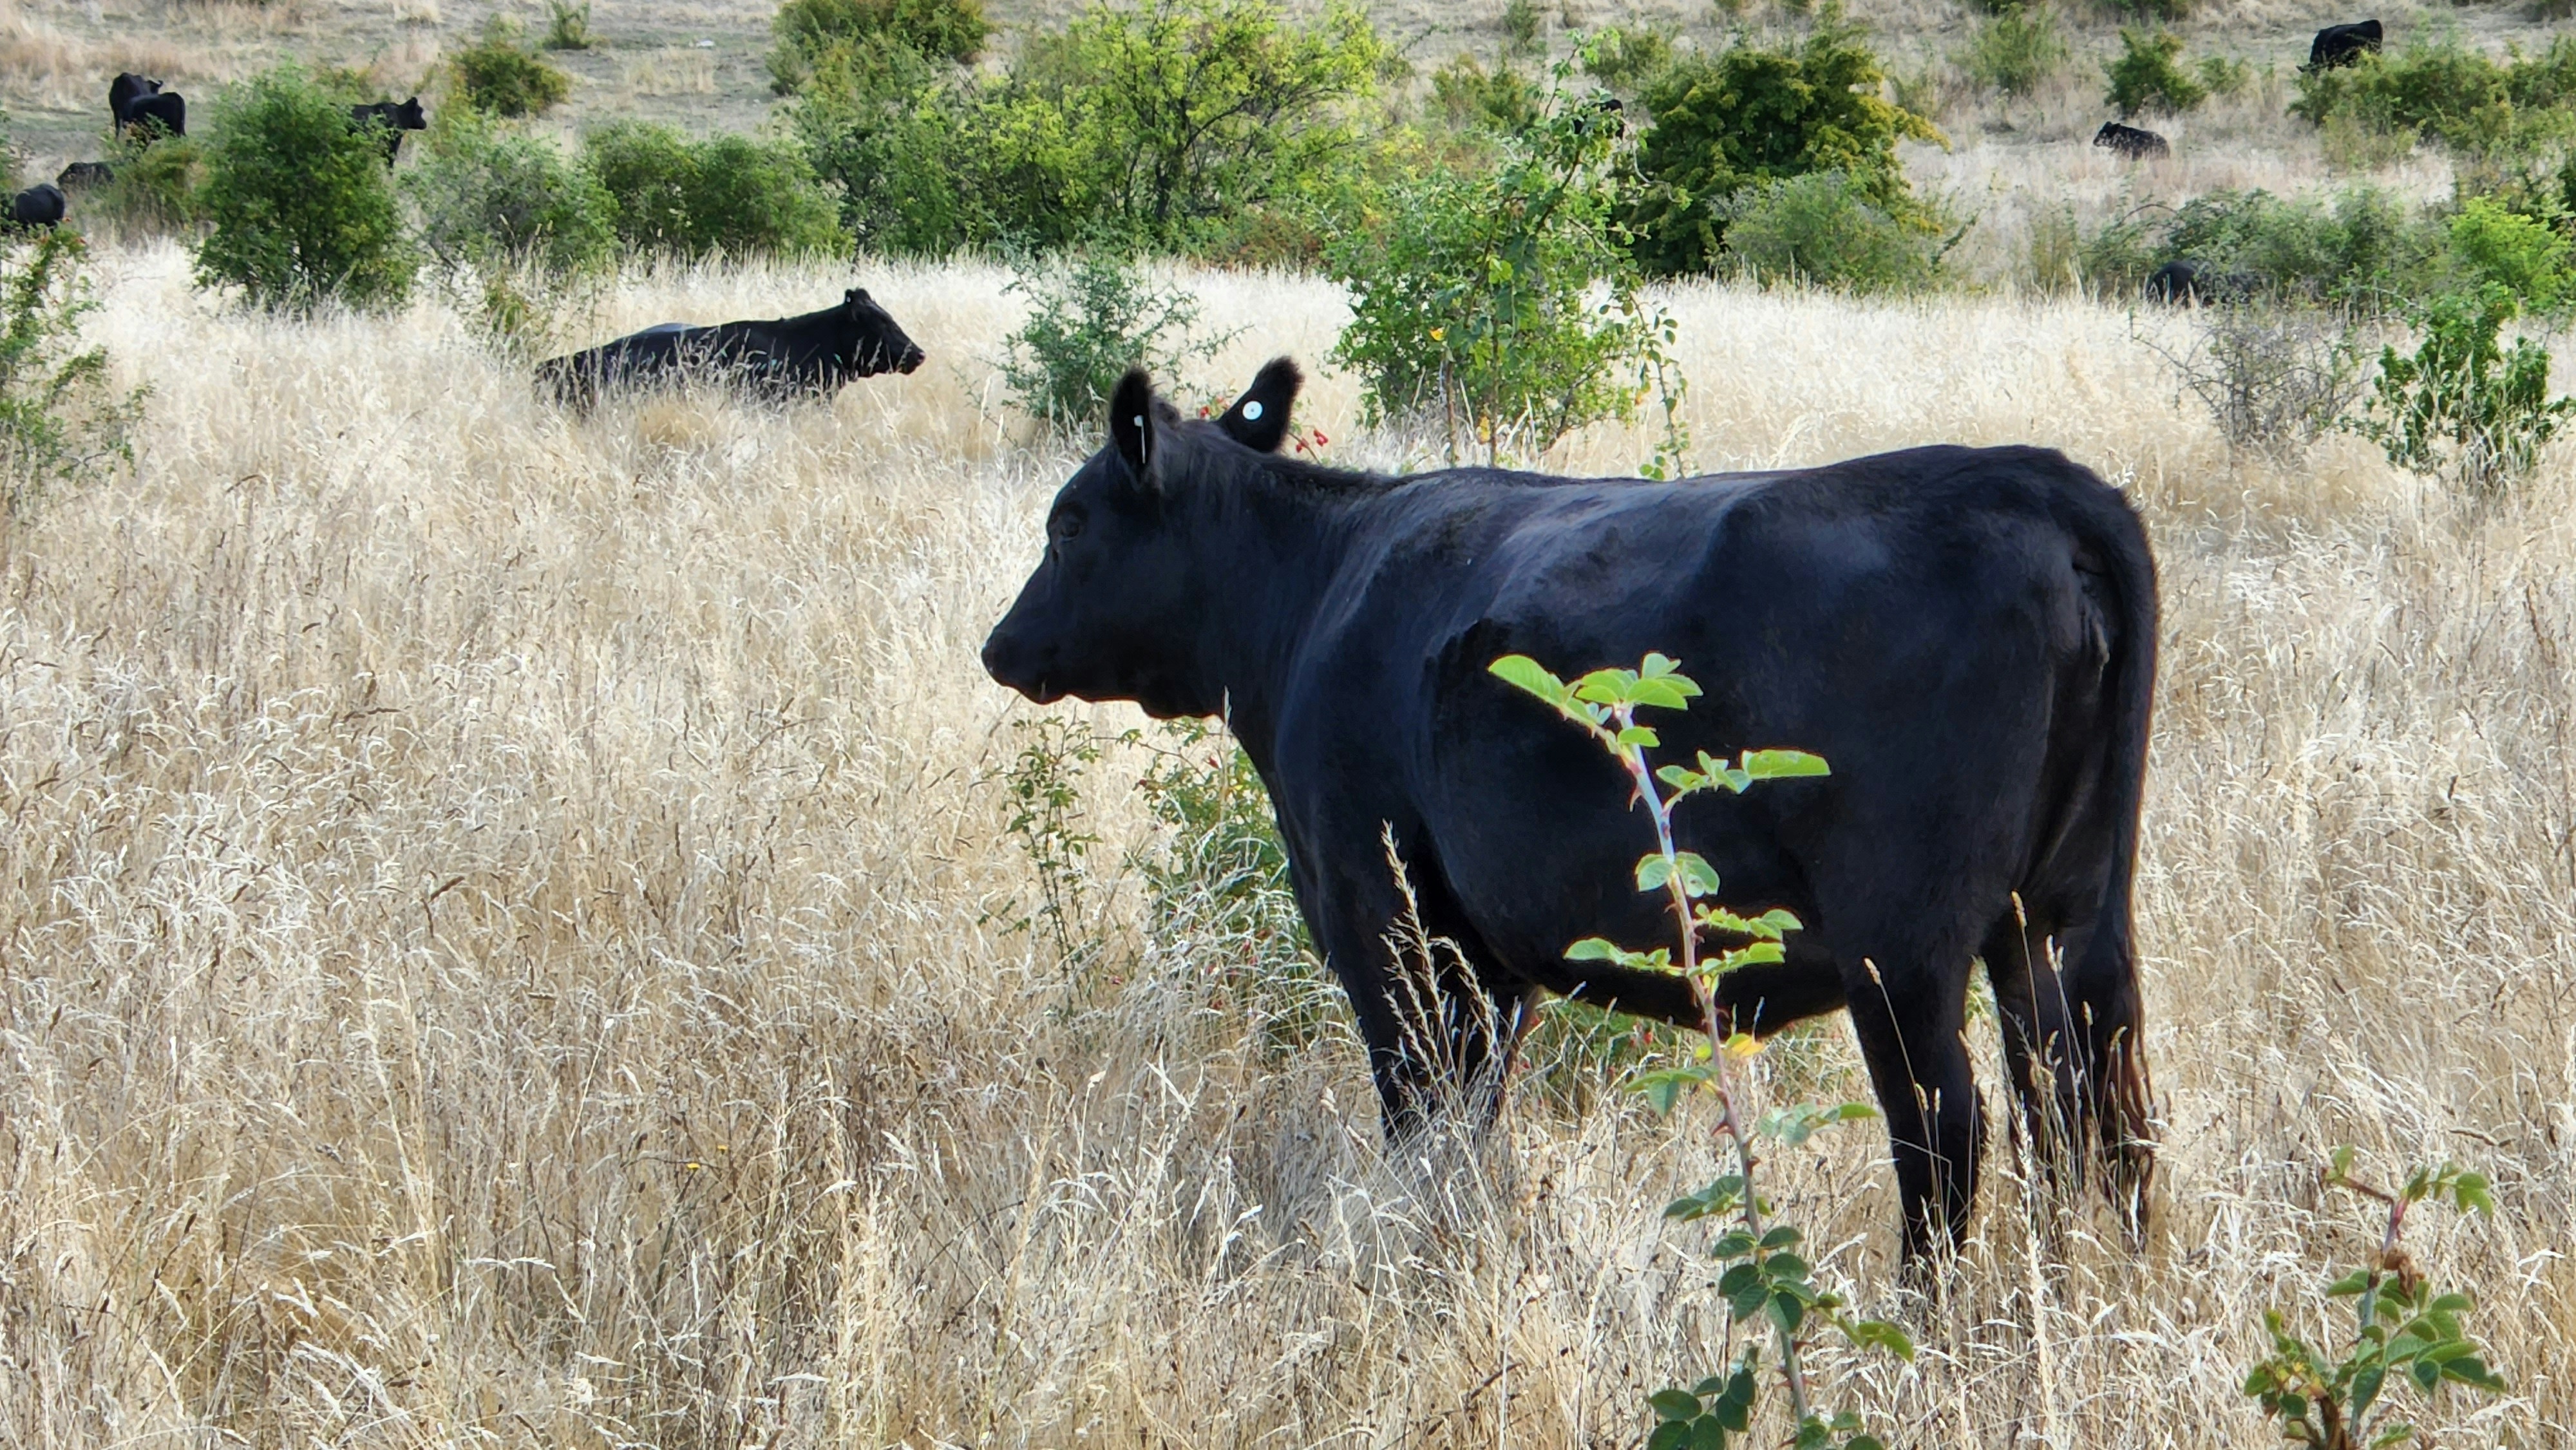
[1242,400,1264,420]
[1132,415,1144,429]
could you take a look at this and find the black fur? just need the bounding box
[350,98,428,165]
[118,88,186,140]
[7,184,64,228]
[56,162,113,189]
[982,362,2163,1263]
[535,289,925,408]
[2092,122,2169,160]
[2307,20,2382,71]
[2145,258,2263,305]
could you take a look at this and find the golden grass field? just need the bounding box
[0,238,2570,1446]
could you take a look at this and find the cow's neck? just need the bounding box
[1172,466,1375,764]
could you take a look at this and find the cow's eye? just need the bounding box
[1052,509,1085,541]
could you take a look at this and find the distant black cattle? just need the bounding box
[2145,259,2262,305]
[56,162,113,190]
[2307,20,2382,71]
[350,97,428,165]
[981,359,2163,1265]
[2093,122,2169,160]
[109,73,160,127]
[117,86,186,140]
[536,289,926,408]
[6,184,64,229]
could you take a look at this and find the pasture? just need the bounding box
[0,240,2569,1445]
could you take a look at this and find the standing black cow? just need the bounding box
[108,73,160,127]
[535,288,926,408]
[2093,122,2170,159]
[113,77,185,141]
[350,97,429,165]
[6,184,65,229]
[56,162,113,190]
[981,361,2162,1263]
[2307,19,2382,71]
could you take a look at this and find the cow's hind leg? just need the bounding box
[1980,906,2085,1190]
[1986,902,2154,1241]
[1841,943,1985,1264]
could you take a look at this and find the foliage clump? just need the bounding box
[583,122,846,259]
[2357,283,2573,497]
[2103,27,2206,117]
[1720,170,1942,292]
[194,66,417,312]
[1958,5,2065,99]
[1619,18,1941,278]
[999,250,1223,431]
[405,109,617,276]
[2292,35,2576,158]
[452,17,574,117]
[769,0,991,92]
[0,231,141,518]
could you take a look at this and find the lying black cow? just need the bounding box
[2094,121,2169,160]
[982,360,2162,1263]
[6,184,64,229]
[2307,19,2382,71]
[350,97,428,165]
[536,288,925,407]
[2146,258,2262,305]
[56,162,113,189]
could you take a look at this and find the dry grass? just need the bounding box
[3,240,2573,1446]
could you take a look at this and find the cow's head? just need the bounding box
[842,288,925,375]
[393,97,428,130]
[981,358,1304,717]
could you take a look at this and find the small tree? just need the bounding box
[195,66,417,312]
[770,0,990,91]
[1719,170,1942,292]
[406,113,616,276]
[1958,4,2065,99]
[0,231,142,518]
[453,18,574,117]
[583,122,847,259]
[999,249,1227,431]
[2356,283,2573,497]
[2103,27,2207,117]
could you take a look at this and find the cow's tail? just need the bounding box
[2060,460,2160,1242]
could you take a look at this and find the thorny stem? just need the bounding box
[1609,702,1817,1427]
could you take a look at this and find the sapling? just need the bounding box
[1490,652,1909,1450]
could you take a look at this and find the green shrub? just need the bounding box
[90,129,207,237]
[404,111,616,276]
[768,0,990,92]
[1330,93,1675,463]
[194,66,417,312]
[0,231,141,518]
[1958,5,2064,99]
[2158,186,2437,305]
[2358,284,2574,496]
[786,35,980,253]
[1580,24,1676,93]
[544,0,595,50]
[2104,28,2206,117]
[2292,36,2576,158]
[1501,0,1543,58]
[1432,53,1544,134]
[1620,19,1941,277]
[452,18,573,117]
[1721,171,1942,292]
[583,122,846,259]
[2197,52,2251,97]
[2108,0,2189,22]
[2444,196,2571,311]
[999,249,1224,429]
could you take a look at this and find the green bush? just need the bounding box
[1958,5,2064,99]
[2292,36,2576,158]
[1432,53,1544,134]
[998,249,1224,429]
[2358,284,2573,495]
[543,0,595,50]
[404,111,616,276]
[1329,94,1675,463]
[2444,196,2571,311]
[771,0,990,93]
[2103,28,2206,117]
[2160,186,2435,305]
[583,122,846,259]
[1580,25,1676,94]
[90,129,207,237]
[1620,19,1941,277]
[452,18,573,117]
[0,231,141,518]
[786,35,978,253]
[1720,169,1941,292]
[194,66,417,312]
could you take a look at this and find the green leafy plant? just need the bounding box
[785,33,980,254]
[583,122,847,259]
[1719,169,1944,293]
[194,65,418,312]
[2104,27,2206,117]
[2443,196,2571,312]
[89,129,207,238]
[770,0,991,93]
[452,17,574,117]
[0,231,142,518]
[1488,652,1908,1450]
[543,0,596,50]
[992,718,1108,968]
[1957,5,2065,99]
[1329,73,1682,467]
[1431,53,1544,135]
[1582,24,1676,94]
[2356,283,2575,497]
[2291,36,2576,161]
[2243,1151,2509,1449]
[1501,0,1544,58]
[1620,15,1941,278]
[999,249,1226,430]
[405,111,617,277]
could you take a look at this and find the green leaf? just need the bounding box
[1629,673,1700,710]
[2325,1269,2372,1296]
[1488,654,1566,706]
[1658,764,1707,793]
[1647,1421,1691,1450]
[1572,667,1638,705]
[1768,1288,1806,1334]
[1616,724,1662,749]
[1566,937,1665,970]
[1760,1225,1803,1249]
[2351,1365,2385,1421]
[1844,1317,1915,1362]
[1636,855,1674,893]
[1634,1066,1712,1116]
[2442,1355,2506,1391]
[2452,1171,2494,1215]
[1765,1251,1811,1283]
[1739,748,1830,780]
[1672,851,1721,898]
[1649,1389,1701,1422]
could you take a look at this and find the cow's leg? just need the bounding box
[1980,909,2085,1191]
[2058,907,2155,1241]
[1843,948,1984,1264]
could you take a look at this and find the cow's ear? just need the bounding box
[1109,367,1159,487]
[1215,356,1302,453]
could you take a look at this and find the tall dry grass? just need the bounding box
[1,241,2571,1446]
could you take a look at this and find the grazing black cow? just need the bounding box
[2093,121,2169,160]
[2145,258,2262,305]
[119,88,186,140]
[2307,19,2382,71]
[6,184,65,229]
[350,97,428,165]
[109,73,160,128]
[981,360,2163,1263]
[56,162,113,189]
[535,289,926,407]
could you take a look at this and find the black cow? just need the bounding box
[6,184,65,229]
[981,361,2162,1263]
[2307,20,2382,71]
[350,97,428,165]
[118,88,186,140]
[2093,122,2169,160]
[2145,258,2262,305]
[108,73,160,127]
[535,289,926,407]
[56,162,113,189]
